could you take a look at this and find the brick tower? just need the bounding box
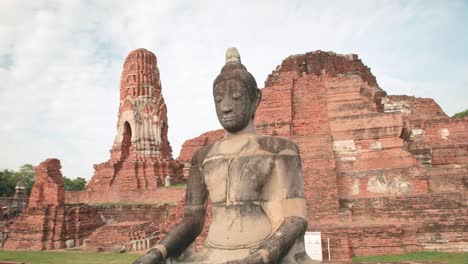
[87,48,182,191]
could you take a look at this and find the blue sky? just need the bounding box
[0,0,467,179]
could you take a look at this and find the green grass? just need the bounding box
[0,250,143,264]
[161,183,187,188]
[93,201,154,206]
[353,251,467,264]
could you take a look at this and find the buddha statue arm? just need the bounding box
[226,216,308,264]
[133,149,208,264]
[158,159,208,256]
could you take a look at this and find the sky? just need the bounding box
[0,0,467,180]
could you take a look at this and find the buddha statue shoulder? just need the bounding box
[134,48,314,264]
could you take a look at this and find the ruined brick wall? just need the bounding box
[65,188,184,204]
[63,205,105,247]
[82,204,176,252]
[176,50,467,260]
[416,118,467,194]
[94,204,175,224]
[4,159,65,250]
[4,159,105,250]
[84,221,159,252]
[324,77,429,200]
[384,95,448,121]
[28,159,64,207]
[178,130,223,163]
[4,159,67,250]
[3,206,64,250]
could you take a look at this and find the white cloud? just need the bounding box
[0,0,467,179]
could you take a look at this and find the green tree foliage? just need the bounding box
[17,164,35,195]
[63,177,87,191]
[0,164,87,197]
[0,164,35,197]
[0,169,17,197]
[452,109,468,118]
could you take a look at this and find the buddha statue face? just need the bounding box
[213,78,259,133]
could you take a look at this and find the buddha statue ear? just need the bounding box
[255,88,262,109]
[252,88,262,119]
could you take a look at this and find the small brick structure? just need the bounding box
[2,159,178,252]
[3,159,105,250]
[86,48,183,194]
[27,159,64,208]
[178,50,468,260]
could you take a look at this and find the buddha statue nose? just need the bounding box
[221,101,233,114]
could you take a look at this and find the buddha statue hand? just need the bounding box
[225,216,308,264]
[132,248,165,264]
[224,248,278,264]
[224,251,267,264]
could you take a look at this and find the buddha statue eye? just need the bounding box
[232,92,241,99]
[215,95,223,102]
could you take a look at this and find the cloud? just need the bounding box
[0,0,467,179]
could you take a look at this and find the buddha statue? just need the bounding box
[134,48,313,264]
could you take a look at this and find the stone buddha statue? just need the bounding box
[134,48,313,264]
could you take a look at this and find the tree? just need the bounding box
[16,164,35,195]
[63,177,87,191]
[0,164,87,196]
[0,169,16,197]
[452,109,468,118]
[0,164,35,197]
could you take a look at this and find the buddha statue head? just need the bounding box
[213,48,262,133]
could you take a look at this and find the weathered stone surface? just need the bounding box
[177,51,468,260]
[85,48,183,195]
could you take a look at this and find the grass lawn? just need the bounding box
[0,250,143,264]
[353,251,468,264]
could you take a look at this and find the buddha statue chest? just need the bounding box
[201,135,276,248]
[202,135,276,204]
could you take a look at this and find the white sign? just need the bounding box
[304,231,322,261]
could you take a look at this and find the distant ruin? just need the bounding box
[68,48,184,204]
[3,159,103,250]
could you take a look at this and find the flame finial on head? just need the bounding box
[225,47,241,64]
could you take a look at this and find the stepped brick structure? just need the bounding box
[84,221,159,252]
[3,159,104,250]
[178,51,468,260]
[87,48,183,192]
[82,203,176,252]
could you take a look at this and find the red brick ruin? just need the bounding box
[4,159,104,250]
[86,48,183,193]
[2,50,466,260]
[178,51,467,260]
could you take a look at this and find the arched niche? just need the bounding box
[121,121,132,159]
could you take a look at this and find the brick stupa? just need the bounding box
[87,48,182,191]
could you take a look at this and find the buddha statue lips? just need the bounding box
[133,48,315,264]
